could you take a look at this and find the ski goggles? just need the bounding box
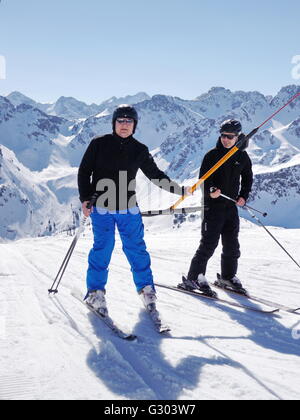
[221,133,238,140]
[116,118,134,125]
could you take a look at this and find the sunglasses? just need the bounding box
[221,133,237,140]
[116,118,134,125]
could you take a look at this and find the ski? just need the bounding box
[212,276,300,316]
[145,304,171,334]
[86,303,137,341]
[154,282,280,315]
[71,290,137,341]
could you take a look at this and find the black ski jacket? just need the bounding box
[200,138,253,208]
[78,134,183,210]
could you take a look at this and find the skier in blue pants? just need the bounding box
[78,104,191,316]
[87,208,153,293]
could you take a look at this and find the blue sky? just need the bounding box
[0,0,299,104]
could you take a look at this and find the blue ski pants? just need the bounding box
[86,208,154,292]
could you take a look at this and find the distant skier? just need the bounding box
[78,104,191,318]
[181,119,253,295]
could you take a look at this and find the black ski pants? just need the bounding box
[188,205,241,280]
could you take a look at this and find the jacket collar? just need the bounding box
[112,133,133,143]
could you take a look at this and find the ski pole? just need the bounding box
[209,187,268,217]
[48,218,86,295]
[169,92,300,212]
[257,92,300,129]
[244,206,300,271]
[48,192,99,295]
[141,206,206,217]
[241,204,267,218]
[210,188,300,271]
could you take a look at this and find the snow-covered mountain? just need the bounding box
[0,145,81,240]
[67,94,204,164]
[95,92,150,115]
[6,91,150,121]
[46,97,100,120]
[46,93,149,120]
[0,85,300,240]
[175,87,271,124]
[67,85,300,172]
[6,91,47,111]
[248,157,300,228]
[0,96,74,171]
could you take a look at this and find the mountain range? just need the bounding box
[0,85,299,240]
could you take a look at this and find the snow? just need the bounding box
[0,219,300,400]
[1,85,300,400]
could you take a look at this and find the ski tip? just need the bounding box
[267,309,280,316]
[292,308,300,313]
[159,327,171,334]
[125,334,138,341]
[269,308,280,313]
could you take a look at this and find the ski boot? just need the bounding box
[178,274,217,298]
[139,285,170,333]
[214,273,249,296]
[85,289,108,317]
[139,285,157,312]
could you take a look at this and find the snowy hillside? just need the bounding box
[0,96,72,171]
[0,220,299,400]
[0,145,81,239]
[249,158,300,228]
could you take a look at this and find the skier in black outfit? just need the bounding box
[78,104,191,316]
[182,119,253,295]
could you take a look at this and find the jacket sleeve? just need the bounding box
[77,139,98,203]
[139,147,184,196]
[239,153,253,201]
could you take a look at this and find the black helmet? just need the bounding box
[220,119,242,135]
[112,104,138,133]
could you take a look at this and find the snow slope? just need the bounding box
[0,220,300,400]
